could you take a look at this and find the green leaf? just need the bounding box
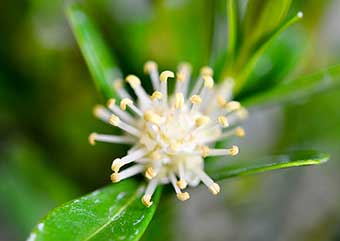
[226,0,239,62]
[241,64,340,108]
[28,180,162,241]
[66,3,122,100]
[206,150,329,181]
[234,11,303,92]
[243,0,292,40]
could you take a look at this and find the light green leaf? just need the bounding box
[242,0,292,50]
[206,150,329,181]
[226,0,239,62]
[28,180,162,241]
[66,3,122,100]
[242,64,340,108]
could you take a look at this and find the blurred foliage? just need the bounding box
[0,0,340,240]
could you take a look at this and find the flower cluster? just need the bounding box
[89,61,247,207]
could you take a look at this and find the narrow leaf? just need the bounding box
[66,3,122,100]
[242,64,340,108]
[226,0,239,62]
[207,150,329,181]
[28,180,162,241]
[242,0,292,48]
[234,11,303,92]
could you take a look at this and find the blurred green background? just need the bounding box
[1,0,340,240]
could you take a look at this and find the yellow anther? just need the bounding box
[111,159,122,172]
[88,133,97,145]
[106,98,116,108]
[177,192,190,201]
[235,127,245,137]
[175,93,184,109]
[200,66,213,76]
[218,116,229,127]
[200,145,210,157]
[209,183,220,195]
[109,115,120,126]
[110,173,120,183]
[203,75,214,88]
[145,167,155,180]
[229,145,239,156]
[195,116,210,127]
[190,95,202,105]
[120,98,133,111]
[159,70,174,82]
[113,79,123,89]
[93,105,104,117]
[177,179,187,189]
[125,75,141,88]
[150,91,162,101]
[144,110,163,125]
[178,62,192,71]
[176,72,186,82]
[217,95,226,107]
[144,61,157,73]
[142,194,153,207]
[225,101,241,111]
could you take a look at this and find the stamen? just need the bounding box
[175,92,184,110]
[218,116,229,127]
[111,148,147,172]
[204,145,239,157]
[93,105,111,123]
[145,167,156,179]
[175,62,191,96]
[144,110,164,125]
[201,66,213,77]
[125,75,151,108]
[217,95,226,107]
[113,79,132,99]
[200,145,210,157]
[159,70,175,105]
[190,66,213,96]
[199,75,214,102]
[142,178,159,207]
[110,164,144,183]
[195,116,210,127]
[150,91,162,101]
[108,114,141,137]
[177,162,187,189]
[144,61,159,90]
[169,173,190,201]
[225,101,241,112]
[194,169,220,195]
[120,98,143,116]
[204,127,245,143]
[189,95,202,113]
[88,133,135,145]
[107,98,135,125]
[235,127,246,137]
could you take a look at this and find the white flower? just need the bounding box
[89,61,247,207]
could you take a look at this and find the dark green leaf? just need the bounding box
[66,3,122,100]
[28,180,162,241]
[237,26,308,100]
[207,150,329,181]
[234,11,303,92]
[242,64,340,108]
